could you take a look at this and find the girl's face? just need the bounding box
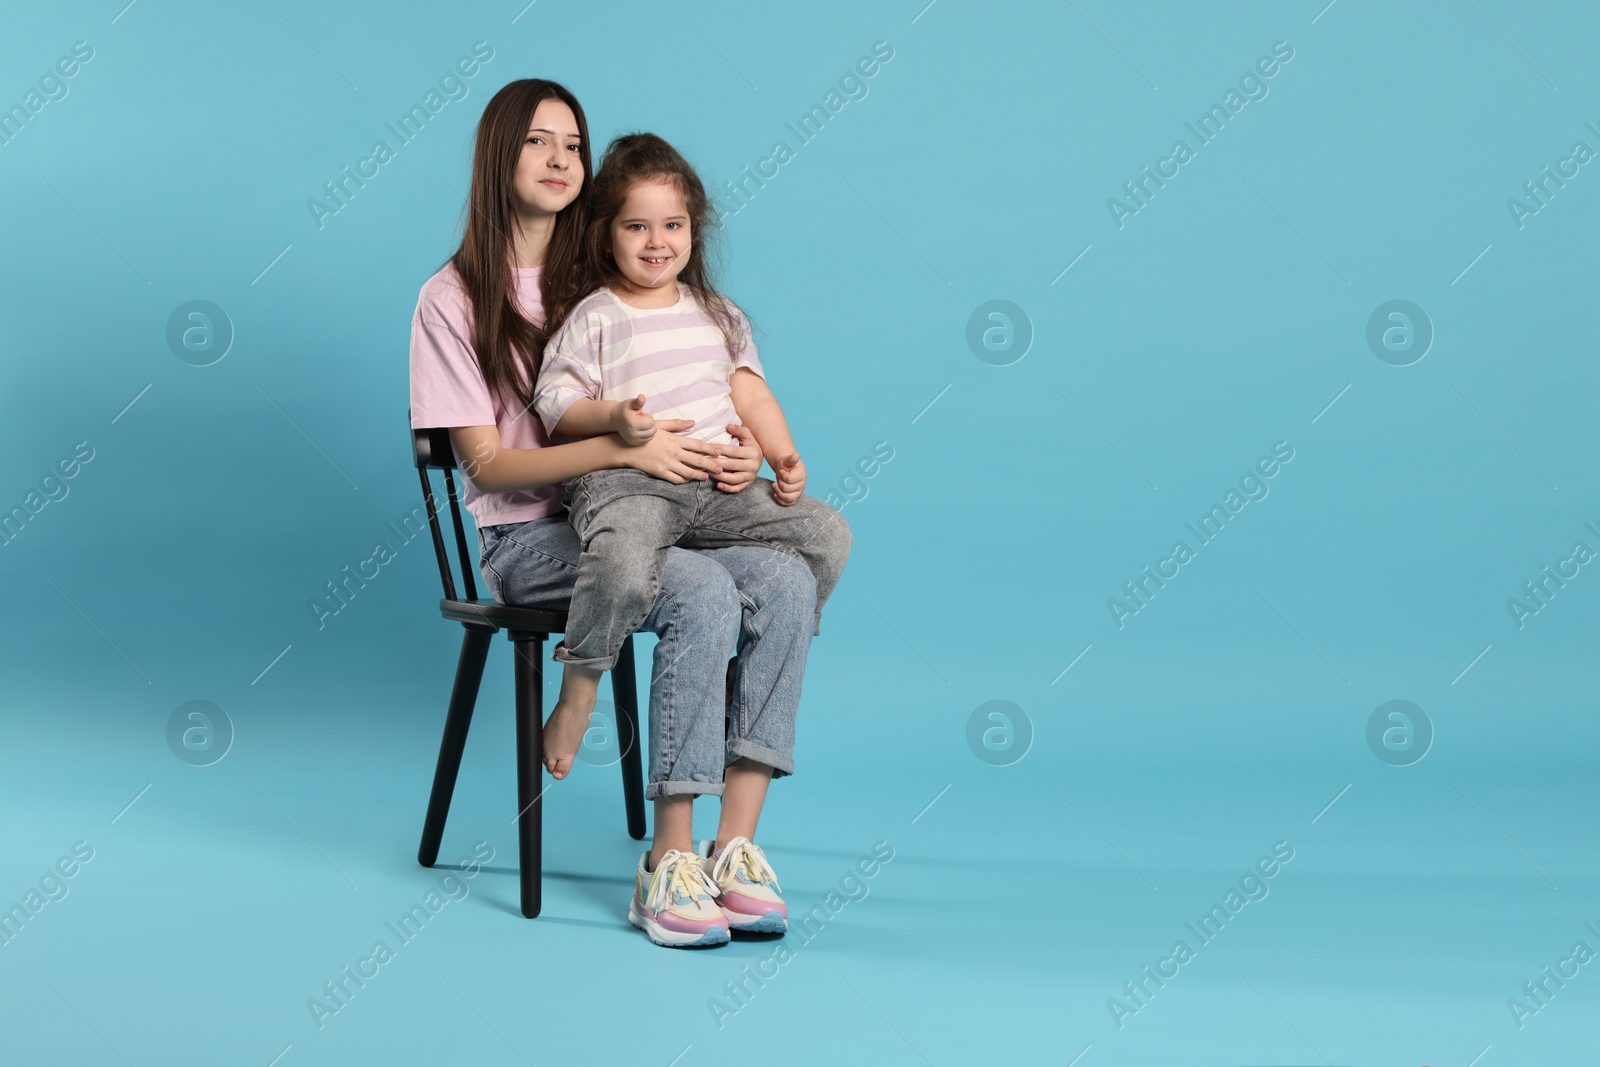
[606,179,692,297]
[512,98,583,216]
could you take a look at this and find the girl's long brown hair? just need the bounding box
[449,79,593,413]
[537,132,745,362]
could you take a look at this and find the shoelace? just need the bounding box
[646,850,718,911]
[711,837,781,894]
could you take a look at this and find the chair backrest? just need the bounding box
[409,416,479,602]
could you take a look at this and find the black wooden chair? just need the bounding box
[410,423,646,918]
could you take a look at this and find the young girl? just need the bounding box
[529,133,852,943]
[411,82,847,949]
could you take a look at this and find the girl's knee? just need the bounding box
[812,504,852,576]
[592,555,661,606]
[659,549,741,632]
[831,508,853,558]
[758,551,818,618]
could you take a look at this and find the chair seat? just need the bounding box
[439,598,569,634]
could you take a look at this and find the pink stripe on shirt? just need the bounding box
[533,285,764,446]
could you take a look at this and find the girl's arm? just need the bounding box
[554,394,658,445]
[729,367,806,505]
[449,422,717,492]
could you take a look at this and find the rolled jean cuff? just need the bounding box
[726,738,793,779]
[550,641,618,671]
[646,780,725,801]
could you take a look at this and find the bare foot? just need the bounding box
[544,666,601,779]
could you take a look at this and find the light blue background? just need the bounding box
[2,1,1596,1064]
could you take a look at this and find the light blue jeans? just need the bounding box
[555,470,851,670]
[478,515,816,800]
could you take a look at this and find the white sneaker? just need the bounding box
[628,849,730,948]
[698,836,787,934]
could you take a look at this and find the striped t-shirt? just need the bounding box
[533,284,764,447]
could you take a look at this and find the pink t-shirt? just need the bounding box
[409,263,562,527]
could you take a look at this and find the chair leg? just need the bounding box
[418,626,494,869]
[611,634,647,841]
[512,634,545,918]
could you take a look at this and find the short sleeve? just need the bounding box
[731,306,764,379]
[410,277,495,429]
[532,309,604,436]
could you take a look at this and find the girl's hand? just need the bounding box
[773,453,807,506]
[712,423,763,493]
[611,394,657,446]
[619,419,716,484]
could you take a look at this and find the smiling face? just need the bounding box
[512,97,583,216]
[606,178,692,304]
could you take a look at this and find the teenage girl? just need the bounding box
[409,81,846,948]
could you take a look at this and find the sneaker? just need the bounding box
[698,836,788,934]
[628,849,730,948]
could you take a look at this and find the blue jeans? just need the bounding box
[478,516,816,800]
[555,470,851,670]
